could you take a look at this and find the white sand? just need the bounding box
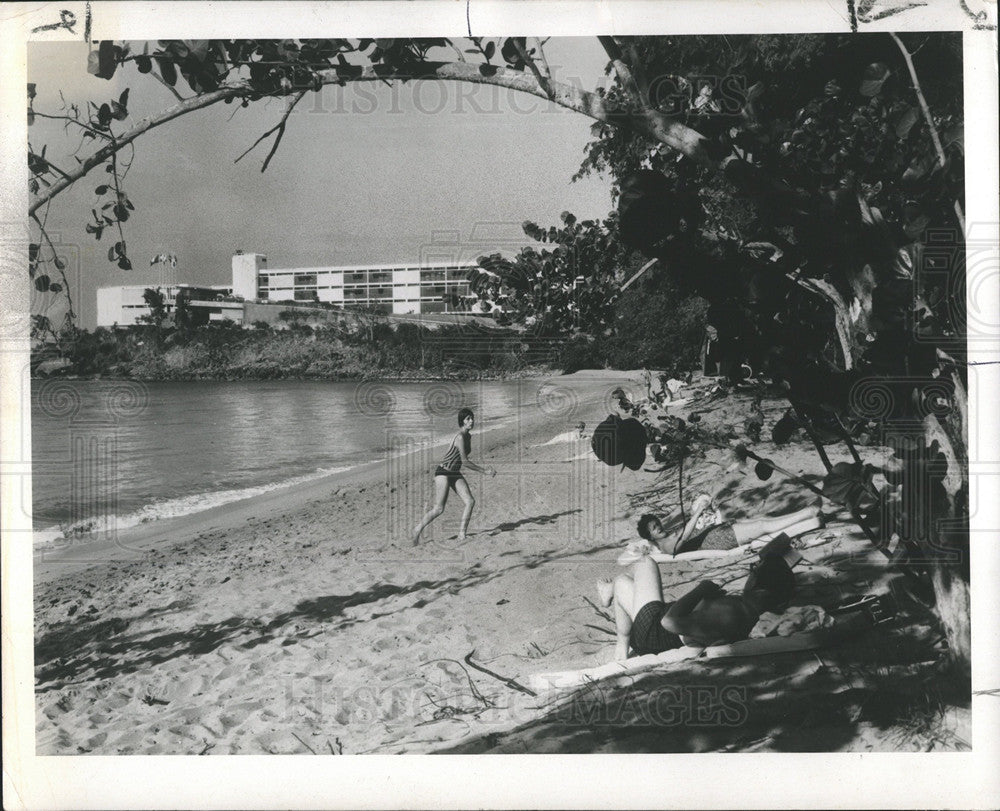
[32,374,967,754]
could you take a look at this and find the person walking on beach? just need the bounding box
[412,408,496,545]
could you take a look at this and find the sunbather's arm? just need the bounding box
[665,580,724,618]
[672,499,713,552]
[662,585,742,646]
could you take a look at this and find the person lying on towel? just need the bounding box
[596,545,795,660]
[636,494,822,557]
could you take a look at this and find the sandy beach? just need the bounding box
[32,372,969,755]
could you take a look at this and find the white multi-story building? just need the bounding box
[97,253,483,326]
[96,284,182,327]
[233,252,478,315]
[96,284,231,327]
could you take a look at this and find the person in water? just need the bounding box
[412,408,496,546]
[636,495,823,557]
[597,538,797,660]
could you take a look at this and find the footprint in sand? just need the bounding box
[416,619,449,635]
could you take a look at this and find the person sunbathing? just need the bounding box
[597,542,796,660]
[635,495,822,557]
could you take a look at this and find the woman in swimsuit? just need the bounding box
[636,495,823,557]
[412,408,496,546]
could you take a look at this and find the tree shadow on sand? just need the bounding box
[35,539,620,692]
[437,537,969,753]
[485,510,582,536]
[442,620,967,753]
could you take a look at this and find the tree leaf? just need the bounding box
[859,62,890,97]
[95,184,109,194]
[755,460,774,480]
[484,41,496,60]
[186,40,210,62]
[156,56,178,87]
[136,55,152,74]
[118,256,132,270]
[28,243,39,261]
[34,274,51,292]
[54,257,66,270]
[88,41,119,80]
[48,283,62,293]
[894,105,919,139]
[500,37,526,70]
[822,462,878,511]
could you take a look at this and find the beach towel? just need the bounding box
[528,646,705,692]
[528,625,833,693]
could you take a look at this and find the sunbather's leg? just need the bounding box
[732,505,820,545]
[630,555,665,610]
[598,557,664,660]
[597,575,634,660]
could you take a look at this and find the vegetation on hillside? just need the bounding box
[31,318,557,380]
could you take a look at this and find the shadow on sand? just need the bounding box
[34,539,619,691]
[439,541,969,753]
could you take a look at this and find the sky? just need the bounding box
[28,39,616,329]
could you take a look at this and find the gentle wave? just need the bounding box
[32,465,355,549]
[31,420,516,549]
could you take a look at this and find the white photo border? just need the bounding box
[2,2,998,808]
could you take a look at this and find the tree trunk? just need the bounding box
[923,395,971,678]
[929,561,971,675]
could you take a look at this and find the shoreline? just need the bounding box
[29,365,562,384]
[33,370,641,584]
[31,373,966,755]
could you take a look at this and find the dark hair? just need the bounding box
[458,408,475,427]
[744,554,795,613]
[637,513,661,541]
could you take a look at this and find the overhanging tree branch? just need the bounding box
[29,81,255,215]
[890,32,965,233]
[597,35,647,110]
[309,61,710,164]
[511,38,554,100]
[31,59,713,217]
[234,89,307,172]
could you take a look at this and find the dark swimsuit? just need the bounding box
[673,522,738,555]
[435,434,471,490]
[629,600,683,656]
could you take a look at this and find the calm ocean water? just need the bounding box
[30,377,603,544]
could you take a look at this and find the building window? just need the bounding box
[294,273,317,287]
[294,289,319,301]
